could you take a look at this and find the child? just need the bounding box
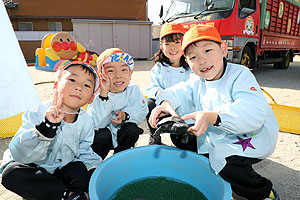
[145,23,192,145]
[149,25,280,200]
[87,48,148,160]
[0,61,102,200]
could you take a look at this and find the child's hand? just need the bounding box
[149,101,178,128]
[46,91,64,123]
[111,110,125,125]
[181,111,218,137]
[99,71,111,97]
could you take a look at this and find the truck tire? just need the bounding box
[274,51,291,69]
[241,46,254,68]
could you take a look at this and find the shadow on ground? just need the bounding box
[253,62,300,90]
[253,158,300,200]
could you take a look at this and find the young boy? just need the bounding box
[87,48,148,160]
[149,25,280,200]
[0,61,102,200]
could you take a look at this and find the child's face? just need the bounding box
[103,61,133,93]
[55,65,95,111]
[185,40,227,81]
[160,35,183,65]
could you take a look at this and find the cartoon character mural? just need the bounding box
[35,32,98,71]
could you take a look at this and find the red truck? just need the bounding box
[160,0,300,69]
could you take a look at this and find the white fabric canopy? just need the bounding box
[0,1,41,120]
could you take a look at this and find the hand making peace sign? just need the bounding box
[45,91,64,123]
[99,67,111,97]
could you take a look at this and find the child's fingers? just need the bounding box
[101,66,106,75]
[149,107,163,128]
[102,73,109,80]
[57,106,64,120]
[51,91,58,106]
[188,122,207,137]
[56,94,64,109]
[168,108,179,118]
[181,113,196,121]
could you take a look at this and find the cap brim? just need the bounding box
[182,36,222,53]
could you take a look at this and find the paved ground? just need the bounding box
[1,60,300,199]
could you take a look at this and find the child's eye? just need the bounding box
[107,69,114,73]
[84,84,91,88]
[205,49,213,53]
[189,56,196,60]
[122,68,129,72]
[69,78,76,82]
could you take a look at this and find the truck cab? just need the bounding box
[161,0,300,69]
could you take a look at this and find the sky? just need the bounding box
[148,0,171,24]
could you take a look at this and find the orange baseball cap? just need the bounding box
[160,23,185,39]
[181,25,222,53]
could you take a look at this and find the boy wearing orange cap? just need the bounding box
[149,25,279,200]
[1,61,102,200]
[145,23,193,145]
[87,48,148,159]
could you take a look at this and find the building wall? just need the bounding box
[11,18,73,31]
[6,0,148,61]
[8,0,147,22]
[19,41,41,61]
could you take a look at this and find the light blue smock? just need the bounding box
[156,63,279,173]
[145,62,192,99]
[0,102,102,174]
[87,84,148,148]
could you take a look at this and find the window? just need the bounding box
[48,22,62,31]
[18,22,33,31]
[238,0,256,18]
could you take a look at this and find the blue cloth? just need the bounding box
[0,102,102,174]
[87,84,148,148]
[156,63,279,173]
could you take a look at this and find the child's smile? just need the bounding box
[55,66,95,112]
[185,40,227,81]
[200,66,213,73]
[103,61,133,93]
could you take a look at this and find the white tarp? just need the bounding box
[0,1,41,120]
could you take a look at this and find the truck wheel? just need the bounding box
[274,51,291,69]
[241,46,254,68]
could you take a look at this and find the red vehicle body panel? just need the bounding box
[175,0,300,57]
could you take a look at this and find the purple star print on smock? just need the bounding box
[233,136,255,151]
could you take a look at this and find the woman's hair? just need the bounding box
[152,33,189,70]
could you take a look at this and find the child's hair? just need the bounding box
[153,33,189,70]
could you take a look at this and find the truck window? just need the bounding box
[238,0,256,18]
[164,0,235,23]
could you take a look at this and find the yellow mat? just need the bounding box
[262,88,300,135]
[0,112,23,138]
[0,104,88,138]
